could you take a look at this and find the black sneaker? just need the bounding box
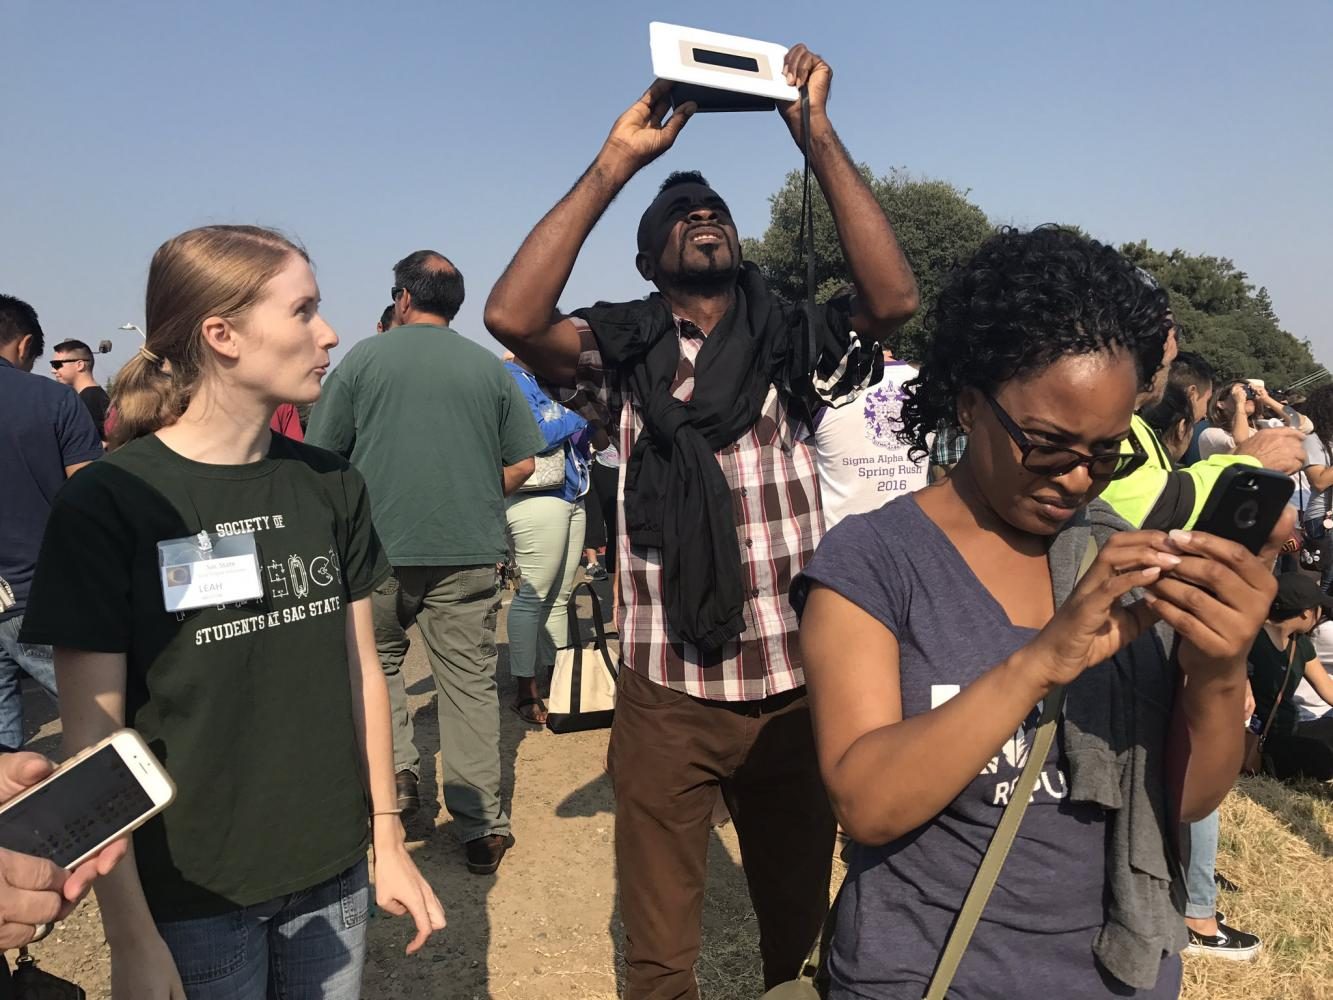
[1185,920,1262,961]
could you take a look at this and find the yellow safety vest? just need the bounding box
[1098,414,1260,530]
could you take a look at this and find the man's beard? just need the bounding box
[671,239,738,292]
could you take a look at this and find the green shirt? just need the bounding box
[20,433,389,919]
[1249,629,1314,739]
[306,324,546,566]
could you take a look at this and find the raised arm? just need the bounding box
[776,45,919,337]
[485,82,696,385]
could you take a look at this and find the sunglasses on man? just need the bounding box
[49,359,85,370]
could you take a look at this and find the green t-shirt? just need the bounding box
[1248,629,1314,739]
[20,433,389,920]
[305,324,546,566]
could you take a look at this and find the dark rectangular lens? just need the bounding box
[692,48,761,73]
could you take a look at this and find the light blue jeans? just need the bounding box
[505,495,586,678]
[155,858,369,999]
[1182,809,1219,920]
[0,615,58,751]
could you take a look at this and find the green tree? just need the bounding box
[1119,241,1318,390]
[742,166,991,363]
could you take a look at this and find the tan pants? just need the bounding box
[608,666,836,1000]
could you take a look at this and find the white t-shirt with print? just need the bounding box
[813,362,929,530]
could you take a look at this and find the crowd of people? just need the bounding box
[0,42,1330,1000]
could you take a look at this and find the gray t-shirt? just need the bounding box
[793,494,1181,999]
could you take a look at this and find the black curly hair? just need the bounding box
[1304,384,1333,452]
[899,226,1171,462]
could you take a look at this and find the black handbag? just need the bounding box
[9,948,85,1000]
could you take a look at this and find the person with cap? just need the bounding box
[1247,573,1333,782]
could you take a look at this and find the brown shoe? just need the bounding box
[465,832,515,875]
[395,770,419,816]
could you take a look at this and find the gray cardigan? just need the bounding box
[1048,499,1189,989]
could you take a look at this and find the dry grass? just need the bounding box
[690,778,1333,1000]
[1182,778,1333,1000]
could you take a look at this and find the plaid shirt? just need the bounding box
[568,315,866,701]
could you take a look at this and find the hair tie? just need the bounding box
[138,345,163,367]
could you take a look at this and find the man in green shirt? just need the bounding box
[307,251,545,875]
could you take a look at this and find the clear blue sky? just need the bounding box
[5,0,1330,382]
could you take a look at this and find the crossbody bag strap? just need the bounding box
[922,533,1098,1000]
[922,685,1066,1000]
[1257,638,1301,747]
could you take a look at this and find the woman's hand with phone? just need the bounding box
[1143,511,1293,676]
[1015,531,1179,691]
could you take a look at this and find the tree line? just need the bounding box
[742,167,1320,391]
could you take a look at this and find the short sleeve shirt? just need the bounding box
[306,324,546,566]
[791,495,1180,999]
[0,358,103,621]
[21,433,390,919]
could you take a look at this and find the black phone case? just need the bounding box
[1192,466,1294,554]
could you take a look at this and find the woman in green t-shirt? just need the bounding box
[22,225,444,999]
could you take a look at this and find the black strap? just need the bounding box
[1257,638,1301,748]
[793,85,818,394]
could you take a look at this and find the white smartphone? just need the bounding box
[0,729,175,870]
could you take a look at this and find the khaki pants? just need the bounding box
[372,564,509,843]
[609,666,835,999]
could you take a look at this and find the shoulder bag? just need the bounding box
[517,444,567,493]
[546,581,618,734]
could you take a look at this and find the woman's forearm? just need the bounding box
[826,651,1050,845]
[54,649,159,943]
[1167,660,1247,824]
[345,600,406,847]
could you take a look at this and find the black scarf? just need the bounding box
[574,262,877,651]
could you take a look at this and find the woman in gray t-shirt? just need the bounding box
[795,228,1286,999]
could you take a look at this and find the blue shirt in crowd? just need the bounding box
[504,361,589,502]
[0,356,103,621]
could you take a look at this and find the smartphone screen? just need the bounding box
[0,744,154,868]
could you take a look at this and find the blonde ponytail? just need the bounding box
[106,225,308,450]
[107,351,187,450]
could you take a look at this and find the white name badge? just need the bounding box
[158,531,264,612]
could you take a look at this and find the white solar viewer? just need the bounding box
[649,22,800,112]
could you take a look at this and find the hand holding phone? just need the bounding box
[0,752,130,948]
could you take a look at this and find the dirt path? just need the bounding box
[24,586,770,1000]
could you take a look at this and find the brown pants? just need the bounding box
[609,666,836,1000]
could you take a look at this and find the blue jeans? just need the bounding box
[1182,809,1219,920]
[0,615,58,751]
[156,858,369,999]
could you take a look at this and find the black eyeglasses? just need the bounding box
[390,286,404,301]
[49,359,82,370]
[984,395,1148,482]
